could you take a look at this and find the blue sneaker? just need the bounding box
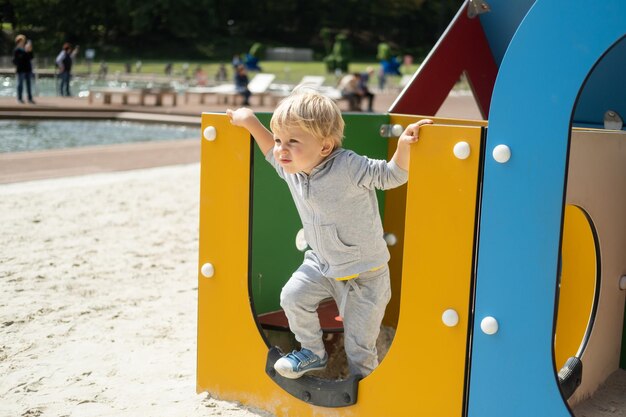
[274,348,328,379]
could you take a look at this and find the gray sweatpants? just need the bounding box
[280,252,391,377]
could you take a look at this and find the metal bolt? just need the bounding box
[453,141,471,159]
[492,144,511,163]
[201,263,215,278]
[481,316,499,335]
[203,126,217,141]
[442,309,459,327]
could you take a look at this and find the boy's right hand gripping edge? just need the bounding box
[398,119,434,145]
[392,119,434,172]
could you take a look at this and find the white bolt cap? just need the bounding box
[203,126,217,141]
[295,229,308,252]
[384,233,397,246]
[492,144,511,163]
[453,141,471,159]
[201,263,215,278]
[480,316,499,335]
[442,309,459,327]
[619,275,626,290]
[391,124,404,137]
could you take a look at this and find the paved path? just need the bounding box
[0,92,483,184]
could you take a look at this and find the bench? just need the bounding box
[88,87,177,106]
[88,87,141,105]
[141,87,177,106]
[184,87,216,104]
[184,84,234,105]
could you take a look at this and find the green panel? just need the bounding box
[251,113,390,314]
[619,305,626,369]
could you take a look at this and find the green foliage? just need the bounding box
[1,0,463,60]
[248,42,264,58]
[324,32,352,73]
[319,27,332,54]
[377,42,391,61]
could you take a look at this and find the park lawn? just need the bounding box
[73,60,420,85]
[72,59,468,90]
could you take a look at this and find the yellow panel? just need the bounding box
[198,114,483,417]
[554,205,598,369]
[384,115,484,328]
[197,114,283,404]
[198,114,336,416]
[374,117,482,416]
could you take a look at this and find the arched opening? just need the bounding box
[554,205,600,398]
[559,34,626,412]
[248,113,398,382]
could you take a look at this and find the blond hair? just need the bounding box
[270,87,344,149]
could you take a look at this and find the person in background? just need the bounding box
[337,72,361,111]
[215,63,228,82]
[13,34,35,104]
[56,42,79,96]
[358,67,376,112]
[97,61,108,80]
[194,65,208,86]
[234,64,251,106]
[378,56,402,91]
[231,54,243,68]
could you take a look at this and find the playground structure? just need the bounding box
[197,1,626,416]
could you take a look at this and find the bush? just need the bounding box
[323,33,352,73]
[248,42,265,59]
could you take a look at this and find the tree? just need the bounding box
[2,0,462,59]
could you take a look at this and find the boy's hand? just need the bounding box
[398,119,434,145]
[226,107,256,129]
[392,119,433,171]
[225,107,274,154]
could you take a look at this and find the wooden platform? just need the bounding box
[257,300,344,333]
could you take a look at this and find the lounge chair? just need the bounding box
[269,75,327,104]
[184,73,276,106]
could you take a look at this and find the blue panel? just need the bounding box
[469,2,626,417]
[478,0,535,65]
[573,37,626,128]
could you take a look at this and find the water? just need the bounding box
[0,119,196,153]
[0,75,188,98]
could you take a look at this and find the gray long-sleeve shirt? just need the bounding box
[266,147,408,278]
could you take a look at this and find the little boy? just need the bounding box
[227,89,432,379]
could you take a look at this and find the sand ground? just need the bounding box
[1,163,623,417]
[0,165,274,417]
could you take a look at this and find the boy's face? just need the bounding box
[273,126,332,175]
